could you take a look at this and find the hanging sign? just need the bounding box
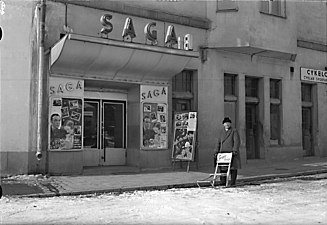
[172,112,197,161]
[141,85,168,149]
[48,77,84,151]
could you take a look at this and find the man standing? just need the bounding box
[50,113,67,149]
[214,117,241,186]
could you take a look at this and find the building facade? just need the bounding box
[1,0,326,175]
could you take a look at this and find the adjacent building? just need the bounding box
[1,0,326,175]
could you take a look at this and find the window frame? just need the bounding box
[260,0,286,18]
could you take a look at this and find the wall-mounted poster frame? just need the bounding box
[48,77,84,151]
[172,111,197,169]
[140,85,168,150]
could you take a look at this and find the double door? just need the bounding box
[83,99,126,166]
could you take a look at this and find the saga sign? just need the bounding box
[100,14,193,50]
[49,78,84,97]
[141,85,168,103]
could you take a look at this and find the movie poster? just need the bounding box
[172,112,197,161]
[141,85,168,149]
[49,97,83,150]
[48,77,84,151]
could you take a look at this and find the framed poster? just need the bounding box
[49,97,83,150]
[48,77,84,151]
[141,85,168,150]
[172,112,197,161]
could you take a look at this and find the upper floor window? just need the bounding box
[217,0,238,12]
[260,0,286,18]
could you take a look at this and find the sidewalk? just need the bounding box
[2,156,327,198]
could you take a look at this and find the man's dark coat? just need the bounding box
[215,128,241,169]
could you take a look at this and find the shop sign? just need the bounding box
[301,67,327,84]
[140,85,168,149]
[49,77,84,97]
[140,85,168,103]
[100,14,193,50]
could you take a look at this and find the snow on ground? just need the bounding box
[1,176,327,225]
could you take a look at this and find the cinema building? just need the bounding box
[1,1,326,175]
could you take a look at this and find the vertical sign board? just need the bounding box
[140,85,168,149]
[172,112,197,161]
[48,77,84,150]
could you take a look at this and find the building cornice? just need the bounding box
[50,0,211,30]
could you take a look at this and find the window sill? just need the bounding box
[260,11,287,19]
[216,8,239,13]
[270,139,280,146]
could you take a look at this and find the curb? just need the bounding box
[13,169,327,198]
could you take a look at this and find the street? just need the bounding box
[1,174,326,225]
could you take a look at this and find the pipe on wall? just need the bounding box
[35,0,46,160]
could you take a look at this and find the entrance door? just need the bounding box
[246,104,259,159]
[102,101,126,165]
[302,107,313,156]
[83,99,126,166]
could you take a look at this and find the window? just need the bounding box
[224,73,238,127]
[301,83,312,102]
[172,70,195,112]
[270,79,280,99]
[245,77,258,98]
[217,0,238,12]
[172,70,193,93]
[224,74,236,96]
[270,79,281,142]
[260,0,286,17]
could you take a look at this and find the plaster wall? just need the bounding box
[0,1,36,174]
[296,1,327,44]
[197,50,303,167]
[296,47,327,157]
[206,1,297,54]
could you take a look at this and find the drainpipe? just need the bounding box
[35,0,46,160]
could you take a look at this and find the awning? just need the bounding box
[50,34,199,83]
[205,45,296,61]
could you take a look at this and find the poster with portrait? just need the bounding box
[48,77,84,151]
[49,97,83,150]
[142,103,168,149]
[172,112,197,161]
[140,85,168,150]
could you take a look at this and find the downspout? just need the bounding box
[35,0,46,160]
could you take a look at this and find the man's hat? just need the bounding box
[222,117,232,124]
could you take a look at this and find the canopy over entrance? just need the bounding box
[50,34,199,83]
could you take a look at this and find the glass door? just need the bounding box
[102,101,126,165]
[83,99,126,166]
